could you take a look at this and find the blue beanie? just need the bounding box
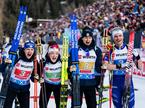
[24,40,35,49]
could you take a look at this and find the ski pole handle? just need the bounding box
[36,36,43,55]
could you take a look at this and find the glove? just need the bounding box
[101,64,108,70]
[34,74,39,80]
[5,58,12,64]
[69,65,76,72]
[121,62,134,69]
[39,77,44,84]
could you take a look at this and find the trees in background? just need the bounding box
[0,0,4,46]
[0,0,95,44]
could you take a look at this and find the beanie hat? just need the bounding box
[81,26,93,38]
[24,40,35,49]
[111,27,123,38]
[47,41,60,53]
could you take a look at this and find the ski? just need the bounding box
[109,55,113,108]
[36,36,47,108]
[0,6,27,108]
[60,33,69,108]
[70,14,80,108]
[33,55,38,108]
[98,29,109,108]
[122,31,135,108]
[101,28,113,108]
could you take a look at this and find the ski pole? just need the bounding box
[36,36,47,108]
[34,55,38,108]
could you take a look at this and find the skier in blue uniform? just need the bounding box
[4,40,36,108]
[102,27,142,108]
[68,26,102,108]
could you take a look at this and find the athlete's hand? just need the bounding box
[64,80,69,85]
[137,59,142,70]
[5,58,12,64]
[34,74,39,80]
[121,62,134,69]
[39,77,44,84]
[69,65,76,72]
[101,63,116,70]
[101,64,107,70]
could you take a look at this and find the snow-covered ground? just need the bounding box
[29,73,145,108]
[0,70,145,108]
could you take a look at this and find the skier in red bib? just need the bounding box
[4,40,36,108]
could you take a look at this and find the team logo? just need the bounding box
[86,33,90,36]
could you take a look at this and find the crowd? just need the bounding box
[0,0,145,108]
[20,0,145,45]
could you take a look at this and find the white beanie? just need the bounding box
[48,44,60,53]
[111,27,123,38]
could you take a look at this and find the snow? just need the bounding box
[0,71,145,108]
[27,74,145,108]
